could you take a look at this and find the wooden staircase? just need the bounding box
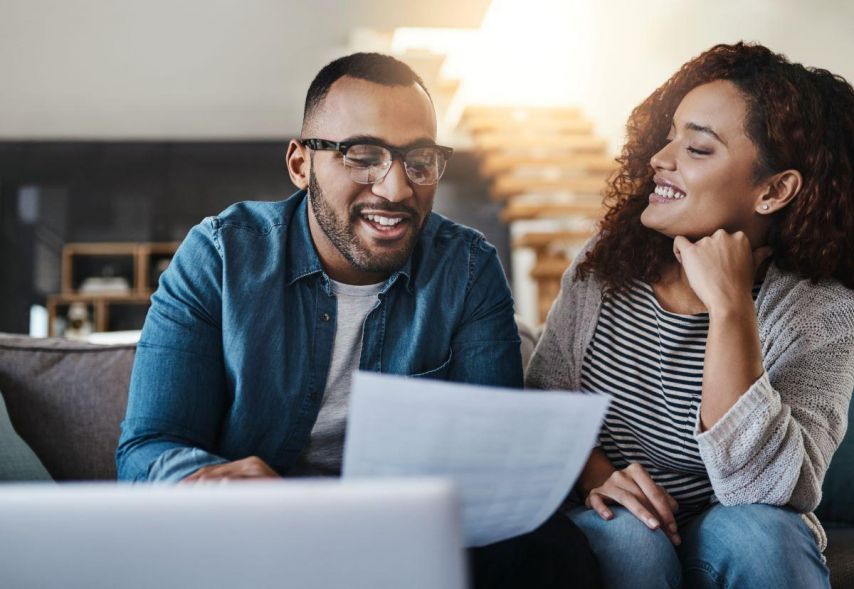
[460,106,614,323]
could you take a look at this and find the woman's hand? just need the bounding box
[585,463,682,545]
[673,230,772,315]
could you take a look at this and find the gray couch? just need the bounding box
[1,332,852,586]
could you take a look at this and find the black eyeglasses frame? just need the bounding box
[300,138,454,164]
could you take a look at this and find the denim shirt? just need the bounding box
[116,191,522,481]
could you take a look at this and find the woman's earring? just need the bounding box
[762,204,770,210]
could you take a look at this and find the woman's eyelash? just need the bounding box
[687,147,711,155]
[662,138,710,155]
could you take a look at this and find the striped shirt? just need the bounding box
[580,281,761,523]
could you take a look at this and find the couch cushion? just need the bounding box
[817,392,854,526]
[826,528,854,589]
[0,334,135,480]
[0,390,53,481]
[516,316,540,372]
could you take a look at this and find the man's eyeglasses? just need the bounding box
[300,138,454,186]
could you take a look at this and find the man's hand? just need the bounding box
[182,456,279,483]
[585,463,681,545]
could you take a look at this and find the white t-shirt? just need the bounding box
[289,278,382,476]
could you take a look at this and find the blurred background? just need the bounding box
[1,0,853,339]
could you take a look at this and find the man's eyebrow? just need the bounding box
[341,134,383,144]
[341,134,437,150]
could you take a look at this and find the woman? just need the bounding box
[527,42,854,588]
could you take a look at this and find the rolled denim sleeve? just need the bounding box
[446,236,523,389]
[116,218,230,481]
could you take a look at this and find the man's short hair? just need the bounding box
[302,52,432,133]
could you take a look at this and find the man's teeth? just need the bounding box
[363,214,403,226]
[654,185,687,200]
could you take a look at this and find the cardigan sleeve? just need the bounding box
[694,289,854,512]
[525,266,577,391]
[525,237,601,391]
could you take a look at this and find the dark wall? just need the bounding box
[0,142,506,334]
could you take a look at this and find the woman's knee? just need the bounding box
[570,506,681,588]
[686,504,812,558]
[681,504,829,588]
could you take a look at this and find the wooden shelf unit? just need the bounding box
[48,241,180,337]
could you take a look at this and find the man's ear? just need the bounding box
[286,139,309,190]
[756,169,802,215]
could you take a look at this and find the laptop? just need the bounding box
[0,479,467,589]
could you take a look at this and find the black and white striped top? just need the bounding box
[580,281,761,522]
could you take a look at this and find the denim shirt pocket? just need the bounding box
[407,349,453,380]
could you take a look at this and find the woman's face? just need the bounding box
[641,80,769,243]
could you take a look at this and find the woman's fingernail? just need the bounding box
[603,511,612,519]
[673,534,682,545]
[647,517,660,528]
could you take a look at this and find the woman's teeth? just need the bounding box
[363,214,403,226]
[654,185,687,200]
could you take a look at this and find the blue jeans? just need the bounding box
[568,503,829,588]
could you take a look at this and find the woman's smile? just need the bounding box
[649,178,688,204]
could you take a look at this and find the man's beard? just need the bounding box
[308,168,425,275]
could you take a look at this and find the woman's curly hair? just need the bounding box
[576,42,854,291]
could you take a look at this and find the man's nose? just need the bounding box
[372,159,414,202]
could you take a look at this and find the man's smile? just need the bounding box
[358,212,411,241]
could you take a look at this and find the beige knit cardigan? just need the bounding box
[526,240,854,551]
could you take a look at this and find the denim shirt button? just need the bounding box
[320,313,331,322]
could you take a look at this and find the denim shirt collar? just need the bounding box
[285,190,414,295]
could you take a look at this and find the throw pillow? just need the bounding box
[0,390,53,481]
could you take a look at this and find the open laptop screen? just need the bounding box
[0,479,466,589]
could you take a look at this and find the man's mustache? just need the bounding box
[350,202,419,221]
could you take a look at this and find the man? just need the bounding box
[117,53,598,587]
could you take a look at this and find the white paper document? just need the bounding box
[342,371,611,547]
